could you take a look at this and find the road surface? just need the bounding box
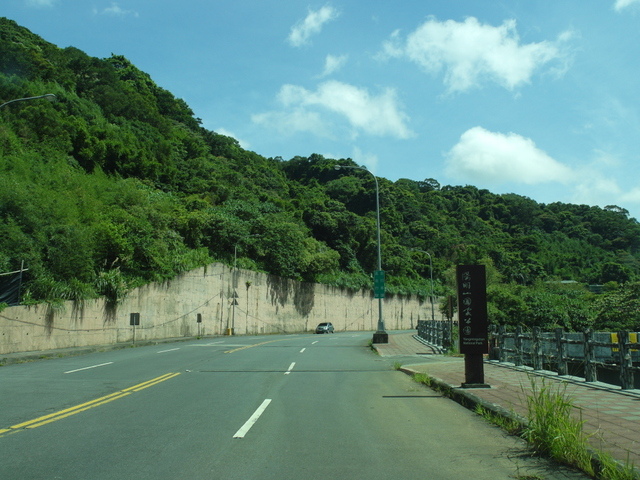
[0,332,587,479]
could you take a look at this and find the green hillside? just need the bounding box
[1,18,639,330]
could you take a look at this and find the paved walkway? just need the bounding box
[375,331,640,472]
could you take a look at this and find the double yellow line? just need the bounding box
[224,338,289,354]
[0,372,180,437]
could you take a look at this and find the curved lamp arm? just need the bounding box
[0,94,56,109]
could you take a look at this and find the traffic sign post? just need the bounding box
[374,270,385,299]
[229,289,239,335]
[129,313,140,345]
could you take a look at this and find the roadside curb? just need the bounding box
[411,334,445,354]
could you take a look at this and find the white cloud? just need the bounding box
[252,109,330,137]
[352,147,379,173]
[445,126,572,185]
[381,16,570,93]
[97,2,139,17]
[614,0,640,11]
[321,54,348,77]
[568,152,640,214]
[288,5,339,47]
[253,80,414,139]
[572,176,622,207]
[621,187,640,205]
[216,128,251,150]
[25,0,55,6]
[569,174,640,215]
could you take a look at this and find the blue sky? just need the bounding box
[3,1,640,219]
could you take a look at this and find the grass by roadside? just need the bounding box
[410,371,638,480]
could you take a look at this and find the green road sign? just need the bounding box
[374,270,385,298]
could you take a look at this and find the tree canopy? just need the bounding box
[2,18,639,330]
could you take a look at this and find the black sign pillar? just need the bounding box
[456,265,490,389]
[130,313,140,345]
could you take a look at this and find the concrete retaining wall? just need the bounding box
[0,263,435,355]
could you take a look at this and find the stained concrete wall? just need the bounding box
[0,263,436,355]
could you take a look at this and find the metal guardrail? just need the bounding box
[489,326,640,390]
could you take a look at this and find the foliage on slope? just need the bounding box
[1,18,639,329]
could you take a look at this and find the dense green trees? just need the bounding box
[1,18,639,330]
[590,282,640,331]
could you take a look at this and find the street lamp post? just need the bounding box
[335,164,388,343]
[229,235,259,335]
[0,94,56,109]
[229,243,243,336]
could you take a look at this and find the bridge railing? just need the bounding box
[416,320,454,353]
[489,325,640,390]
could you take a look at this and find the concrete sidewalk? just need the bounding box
[375,331,640,472]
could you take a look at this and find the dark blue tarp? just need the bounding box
[0,270,24,306]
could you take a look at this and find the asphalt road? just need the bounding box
[0,332,588,479]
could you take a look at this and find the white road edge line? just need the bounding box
[233,399,272,439]
[300,348,306,353]
[285,362,296,375]
[64,362,113,374]
[187,341,225,346]
[157,348,180,354]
